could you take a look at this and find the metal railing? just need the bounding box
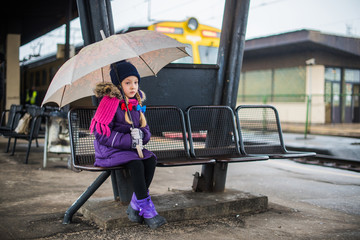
[237,93,360,138]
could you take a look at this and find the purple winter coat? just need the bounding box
[92,86,156,167]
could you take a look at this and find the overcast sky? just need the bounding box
[20,0,360,60]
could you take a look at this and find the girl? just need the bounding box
[89,61,166,229]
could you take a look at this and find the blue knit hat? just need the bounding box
[110,61,141,86]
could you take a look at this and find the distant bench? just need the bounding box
[63,105,315,224]
[0,105,45,163]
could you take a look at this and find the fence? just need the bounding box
[237,93,360,138]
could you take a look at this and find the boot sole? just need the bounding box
[126,205,143,224]
[144,215,167,229]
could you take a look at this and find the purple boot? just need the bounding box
[126,193,143,223]
[137,195,167,229]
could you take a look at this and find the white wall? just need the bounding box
[237,65,326,124]
[6,34,21,109]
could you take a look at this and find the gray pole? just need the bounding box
[76,0,114,46]
[65,0,72,61]
[197,0,250,193]
[75,0,133,203]
[215,0,250,108]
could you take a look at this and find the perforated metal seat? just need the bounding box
[146,106,215,166]
[68,107,124,171]
[235,105,316,159]
[186,106,268,163]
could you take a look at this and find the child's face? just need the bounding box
[121,76,139,98]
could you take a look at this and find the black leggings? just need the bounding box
[125,156,156,200]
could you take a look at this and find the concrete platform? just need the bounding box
[79,190,268,229]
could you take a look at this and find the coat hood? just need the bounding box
[93,82,146,102]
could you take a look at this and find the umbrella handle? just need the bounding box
[136,145,144,158]
[110,63,144,159]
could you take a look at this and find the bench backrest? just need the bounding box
[68,107,97,168]
[235,105,286,155]
[7,104,23,129]
[186,106,241,158]
[26,105,45,138]
[68,106,191,169]
[142,106,190,160]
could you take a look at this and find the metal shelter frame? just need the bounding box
[74,0,250,197]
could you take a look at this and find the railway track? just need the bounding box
[293,154,360,172]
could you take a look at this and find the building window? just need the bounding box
[273,67,306,102]
[345,69,360,83]
[239,66,306,102]
[324,67,341,106]
[240,69,272,102]
[325,67,341,82]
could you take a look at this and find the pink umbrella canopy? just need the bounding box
[42,30,190,108]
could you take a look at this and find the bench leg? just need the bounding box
[10,138,17,156]
[62,170,111,224]
[192,164,214,192]
[111,170,120,201]
[5,137,11,153]
[114,169,133,203]
[192,163,228,192]
[25,139,33,164]
[110,169,133,202]
[213,162,228,192]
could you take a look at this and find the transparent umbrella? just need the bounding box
[41,30,190,108]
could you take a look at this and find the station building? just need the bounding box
[239,29,360,124]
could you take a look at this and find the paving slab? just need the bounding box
[80,190,268,229]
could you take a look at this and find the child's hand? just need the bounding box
[131,128,143,140]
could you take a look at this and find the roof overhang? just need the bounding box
[1,0,78,47]
[244,30,360,58]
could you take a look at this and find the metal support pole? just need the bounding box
[223,0,250,108]
[63,170,111,224]
[114,169,133,203]
[110,170,120,201]
[304,95,310,138]
[203,0,250,192]
[76,0,114,46]
[75,0,132,202]
[65,0,72,60]
[215,0,250,108]
[193,164,215,192]
[213,162,228,192]
[43,116,49,168]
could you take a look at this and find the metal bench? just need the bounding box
[186,106,268,192]
[2,105,45,163]
[186,105,268,163]
[0,104,23,134]
[63,106,215,224]
[235,105,316,159]
[0,104,23,152]
[146,106,215,166]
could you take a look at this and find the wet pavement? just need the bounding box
[284,133,360,161]
[0,129,360,239]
